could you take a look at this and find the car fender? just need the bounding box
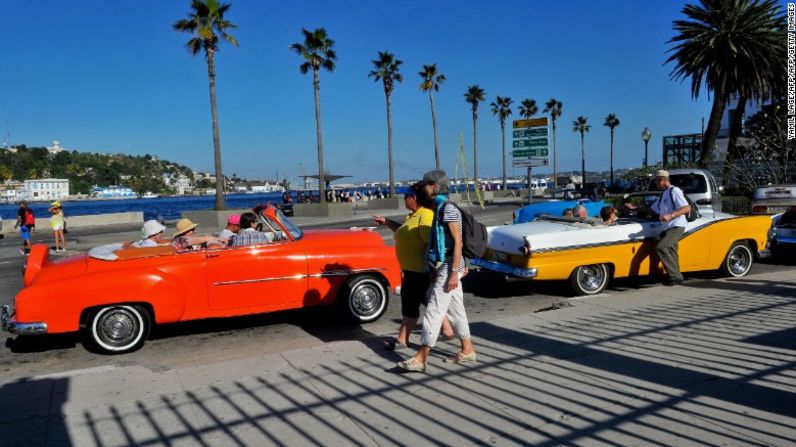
[15,267,190,334]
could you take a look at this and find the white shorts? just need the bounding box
[52,225,64,231]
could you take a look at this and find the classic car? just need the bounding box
[1,206,401,354]
[770,207,796,254]
[514,199,606,223]
[471,209,772,296]
[751,184,796,215]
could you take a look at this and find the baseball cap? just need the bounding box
[227,214,241,225]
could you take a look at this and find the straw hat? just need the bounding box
[51,201,62,208]
[174,218,198,236]
[654,170,669,178]
[141,220,166,238]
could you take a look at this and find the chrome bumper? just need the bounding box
[758,249,772,259]
[1,304,48,335]
[470,258,538,279]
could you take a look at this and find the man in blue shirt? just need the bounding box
[651,170,691,286]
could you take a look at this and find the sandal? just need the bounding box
[444,351,477,363]
[397,358,426,372]
[384,339,408,351]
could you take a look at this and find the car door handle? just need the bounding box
[207,254,220,258]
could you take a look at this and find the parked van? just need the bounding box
[648,168,721,217]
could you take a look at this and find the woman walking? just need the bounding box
[373,182,452,351]
[398,170,476,372]
[48,201,66,252]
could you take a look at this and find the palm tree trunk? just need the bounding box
[721,93,747,186]
[501,121,507,190]
[609,128,614,188]
[430,93,440,169]
[472,110,478,182]
[580,133,586,189]
[313,68,326,203]
[552,119,558,189]
[206,48,225,210]
[386,90,395,197]
[701,78,728,169]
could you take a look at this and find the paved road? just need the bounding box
[1,205,793,383]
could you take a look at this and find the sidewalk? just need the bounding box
[2,270,794,446]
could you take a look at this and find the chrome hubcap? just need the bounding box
[351,282,382,316]
[578,265,606,292]
[728,247,751,276]
[98,309,139,347]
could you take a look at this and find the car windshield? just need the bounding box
[270,209,303,240]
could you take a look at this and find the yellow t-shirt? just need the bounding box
[394,207,434,272]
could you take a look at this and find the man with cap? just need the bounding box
[651,170,691,285]
[131,220,167,248]
[218,214,241,241]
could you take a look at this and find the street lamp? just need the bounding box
[641,127,652,170]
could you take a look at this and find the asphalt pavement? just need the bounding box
[0,203,794,446]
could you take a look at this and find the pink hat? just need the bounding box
[227,214,241,225]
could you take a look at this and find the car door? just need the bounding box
[205,241,308,312]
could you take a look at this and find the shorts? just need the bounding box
[400,270,431,319]
[20,226,30,241]
[52,225,64,231]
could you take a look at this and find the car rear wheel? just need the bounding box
[86,305,151,354]
[340,275,388,323]
[569,264,610,296]
[720,242,753,277]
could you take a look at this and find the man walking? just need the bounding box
[651,170,691,285]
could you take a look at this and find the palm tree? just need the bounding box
[518,99,538,119]
[291,27,337,203]
[173,0,238,210]
[369,51,403,197]
[572,116,591,188]
[603,113,620,189]
[543,99,563,187]
[666,0,784,168]
[463,85,486,182]
[419,63,446,169]
[490,96,513,190]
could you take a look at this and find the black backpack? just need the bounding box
[448,203,488,259]
[666,187,700,222]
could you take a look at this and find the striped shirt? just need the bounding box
[438,203,465,273]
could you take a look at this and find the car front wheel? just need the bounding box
[569,264,610,296]
[86,305,151,354]
[340,275,388,323]
[720,242,753,277]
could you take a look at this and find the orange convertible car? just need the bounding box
[1,206,401,354]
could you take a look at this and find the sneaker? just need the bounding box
[18,249,24,255]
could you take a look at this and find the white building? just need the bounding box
[46,140,69,155]
[162,173,193,195]
[0,180,24,202]
[23,178,70,201]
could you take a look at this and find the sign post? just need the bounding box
[512,117,550,204]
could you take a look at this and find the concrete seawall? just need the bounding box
[1,211,144,234]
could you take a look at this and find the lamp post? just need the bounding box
[641,127,651,171]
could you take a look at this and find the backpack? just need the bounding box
[24,209,35,226]
[666,187,700,222]
[449,203,488,259]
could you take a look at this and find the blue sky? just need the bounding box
[0,0,723,183]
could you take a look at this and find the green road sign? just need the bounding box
[512,137,548,148]
[512,148,549,157]
[512,128,548,138]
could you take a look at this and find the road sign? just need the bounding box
[513,117,548,129]
[512,128,548,138]
[512,158,549,168]
[512,137,548,148]
[512,148,549,157]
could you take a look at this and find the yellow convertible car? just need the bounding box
[472,210,772,295]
